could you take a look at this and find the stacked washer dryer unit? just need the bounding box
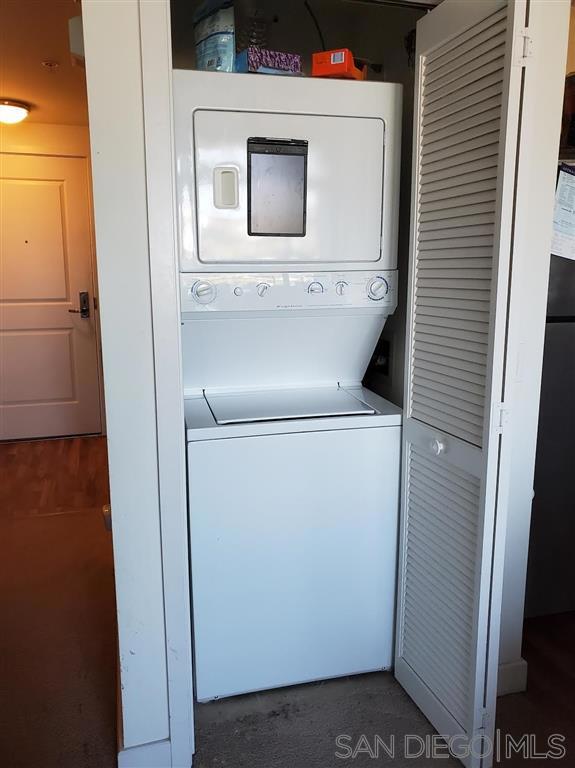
[174,70,403,703]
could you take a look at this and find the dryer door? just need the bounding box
[192,110,385,265]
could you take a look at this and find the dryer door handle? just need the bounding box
[213,166,239,209]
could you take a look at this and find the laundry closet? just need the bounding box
[173,0,513,756]
[81,1,569,767]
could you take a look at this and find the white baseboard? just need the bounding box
[497,657,528,696]
[118,739,172,768]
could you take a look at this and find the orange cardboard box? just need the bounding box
[311,49,367,81]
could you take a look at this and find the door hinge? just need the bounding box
[515,27,533,67]
[481,708,491,732]
[493,402,510,434]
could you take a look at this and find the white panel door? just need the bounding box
[396,2,525,766]
[193,110,385,265]
[0,154,101,440]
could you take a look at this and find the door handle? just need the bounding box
[68,291,90,319]
[213,166,239,208]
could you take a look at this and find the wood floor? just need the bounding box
[0,437,117,768]
[496,611,575,765]
[0,437,110,519]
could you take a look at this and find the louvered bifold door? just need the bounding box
[395,2,525,767]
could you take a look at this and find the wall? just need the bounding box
[521,2,575,619]
[566,3,575,73]
[497,0,570,695]
[0,122,90,157]
[171,0,425,407]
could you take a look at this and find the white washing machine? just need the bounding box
[174,71,403,702]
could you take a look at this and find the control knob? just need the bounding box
[308,281,324,294]
[335,281,348,296]
[191,280,217,304]
[367,276,389,301]
[256,282,271,297]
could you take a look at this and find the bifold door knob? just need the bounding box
[431,438,446,456]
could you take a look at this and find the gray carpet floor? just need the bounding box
[194,673,460,767]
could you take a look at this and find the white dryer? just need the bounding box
[174,71,403,702]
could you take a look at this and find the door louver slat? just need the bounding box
[419,308,488,333]
[415,293,492,311]
[422,128,500,164]
[421,158,497,188]
[419,212,495,232]
[405,570,473,634]
[426,27,506,80]
[423,82,504,128]
[411,394,484,428]
[405,542,476,610]
[409,7,505,447]
[414,339,487,366]
[419,239,494,253]
[414,368,486,399]
[421,177,497,203]
[425,6,506,66]
[415,304,490,322]
[415,320,490,343]
[422,192,497,214]
[425,60,505,107]
[411,407,482,444]
[408,501,478,558]
[401,626,469,725]
[401,444,481,730]
[416,286,491,301]
[424,97,503,139]
[424,72,504,117]
[423,143,499,174]
[408,525,476,585]
[415,333,488,360]
[409,465,481,511]
[404,603,473,676]
[413,359,485,387]
[425,45,505,97]
[410,466,481,516]
[425,108,501,145]
[404,588,474,653]
[412,486,477,540]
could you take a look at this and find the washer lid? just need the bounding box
[205,387,375,425]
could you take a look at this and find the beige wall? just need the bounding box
[0,122,90,157]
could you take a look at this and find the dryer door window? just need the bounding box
[247,138,307,237]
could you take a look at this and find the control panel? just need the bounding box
[180,271,397,313]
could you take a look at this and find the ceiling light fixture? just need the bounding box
[0,100,31,124]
